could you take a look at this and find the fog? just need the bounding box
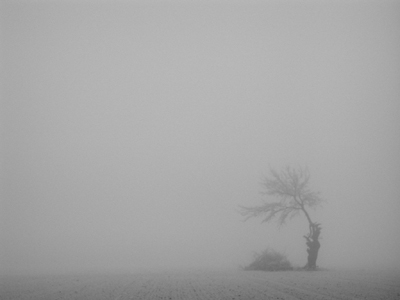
[1,0,400,275]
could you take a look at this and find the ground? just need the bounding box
[1,269,400,300]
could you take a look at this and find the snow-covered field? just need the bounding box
[1,269,400,300]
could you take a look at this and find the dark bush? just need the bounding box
[244,248,293,271]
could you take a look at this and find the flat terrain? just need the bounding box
[1,269,400,300]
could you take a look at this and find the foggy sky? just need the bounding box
[1,0,400,275]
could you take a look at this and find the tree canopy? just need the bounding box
[239,166,322,234]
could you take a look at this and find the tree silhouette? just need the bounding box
[239,166,323,270]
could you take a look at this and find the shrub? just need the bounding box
[244,248,293,271]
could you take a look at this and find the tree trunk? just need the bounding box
[306,239,320,270]
[304,223,321,270]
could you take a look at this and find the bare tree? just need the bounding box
[239,166,323,270]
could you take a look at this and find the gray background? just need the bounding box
[1,0,400,274]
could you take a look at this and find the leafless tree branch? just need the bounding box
[239,166,322,231]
